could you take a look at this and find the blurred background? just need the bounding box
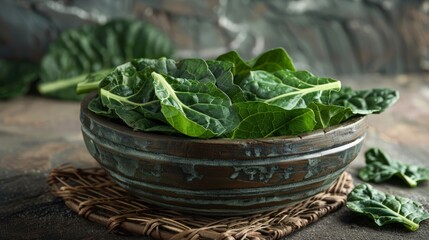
[2,0,429,77]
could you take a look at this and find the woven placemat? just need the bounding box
[48,165,353,240]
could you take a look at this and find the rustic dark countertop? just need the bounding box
[1,74,429,240]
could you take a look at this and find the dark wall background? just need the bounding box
[1,0,429,76]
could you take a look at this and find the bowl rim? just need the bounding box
[81,92,366,144]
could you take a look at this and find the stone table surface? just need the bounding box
[1,74,429,240]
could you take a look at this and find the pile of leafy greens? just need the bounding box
[38,19,174,100]
[78,48,399,139]
[359,148,429,187]
[347,184,429,231]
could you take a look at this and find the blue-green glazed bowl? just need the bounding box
[80,93,367,216]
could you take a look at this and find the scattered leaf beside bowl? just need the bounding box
[359,148,429,187]
[347,184,429,231]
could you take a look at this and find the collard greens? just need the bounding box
[38,19,174,100]
[359,148,429,187]
[79,48,399,139]
[347,184,429,231]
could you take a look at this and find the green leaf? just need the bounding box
[152,72,239,138]
[216,48,296,84]
[359,148,429,187]
[38,19,174,100]
[240,70,341,109]
[0,59,39,100]
[94,60,168,130]
[329,87,399,114]
[308,102,354,130]
[347,184,429,231]
[173,59,216,83]
[231,102,315,139]
[206,60,246,102]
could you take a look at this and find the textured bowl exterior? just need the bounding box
[80,93,367,216]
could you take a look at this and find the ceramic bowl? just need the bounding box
[80,93,367,216]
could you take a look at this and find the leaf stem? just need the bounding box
[151,72,184,111]
[400,215,420,231]
[76,69,113,94]
[100,88,159,107]
[396,173,418,188]
[38,74,87,94]
[76,81,100,94]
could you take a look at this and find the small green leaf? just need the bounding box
[329,87,399,114]
[359,148,429,187]
[347,184,429,231]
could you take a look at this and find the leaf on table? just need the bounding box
[38,19,174,100]
[359,148,429,187]
[347,184,429,231]
[240,70,341,110]
[231,101,315,139]
[329,87,399,114]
